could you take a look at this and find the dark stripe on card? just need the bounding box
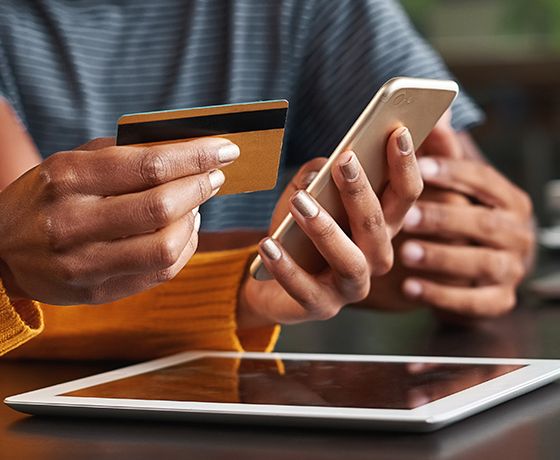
[117,107,288,145]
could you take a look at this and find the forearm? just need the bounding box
[0,99,42,189]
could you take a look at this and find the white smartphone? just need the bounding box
[250,77,458,280]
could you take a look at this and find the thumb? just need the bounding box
[270,157,327,232]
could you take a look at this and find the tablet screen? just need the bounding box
[63,357,523,409]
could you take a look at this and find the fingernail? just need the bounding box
[401,242,425,264]
[291,190,319,218]
[397,127,413,155]
[403,206,422,228]
[218,142,240,163]
[191,206,199,216]
[340,152,360,181]
[301,171,318,188]
[261,238,282,261]
[418,157,440,178]
[403,279,423,298]
[209,169,225,190]
[194,212,201,232]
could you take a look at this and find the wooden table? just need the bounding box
[1,294,560,460]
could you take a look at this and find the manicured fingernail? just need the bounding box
[191,206,199,216]
[403,206,422,228]
[209,169,225,190]
[301,171,318,188]
[340,152,360,181]
[218,142,240,163]
[291,190,319,218]
[401,242,425,264]
[403,279,423,298]
[418,157,440,178]
[261,238,282,261]
[194,212,201,232]
[397,127,413,155]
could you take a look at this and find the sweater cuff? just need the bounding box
[236,324,281,352]
[155,245,280,356]
[0,279,43,356]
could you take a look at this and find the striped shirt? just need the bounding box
[0,0,483,231]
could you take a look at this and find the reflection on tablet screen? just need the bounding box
[63,358,523,409]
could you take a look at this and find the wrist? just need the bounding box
[236,277,274,330]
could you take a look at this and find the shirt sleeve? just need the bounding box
[284,0,484,166]
[2,246,280,360]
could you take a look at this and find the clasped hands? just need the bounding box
[239,118,535,327]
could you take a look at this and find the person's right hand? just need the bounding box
[238,127,423,328]
[0,137,239,305]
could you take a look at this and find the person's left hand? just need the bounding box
[359,114,535,320]
[396,154,534,318]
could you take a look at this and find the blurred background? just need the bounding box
[277,0,560,354]
[403,0,560,224]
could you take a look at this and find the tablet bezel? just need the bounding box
[6,352,560,431]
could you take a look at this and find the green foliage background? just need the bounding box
[505,0,560,44]
[401,0,560,46]
[400,0,437,33]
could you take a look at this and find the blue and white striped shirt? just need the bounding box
[0,0,483,231]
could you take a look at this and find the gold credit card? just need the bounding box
[116,100,289,195]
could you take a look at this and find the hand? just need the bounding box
[399,155,534,318]
[357,188,474,314]
[357,113,535,320]
[238,127,423,328]
[0,136,240,305]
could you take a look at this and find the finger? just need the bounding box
[295,157,329,190]
[402,277,517,318]
[330,151,393,276]
[46,171,221,246]
[289,190,370,301]
[416,110,464,160]
[270,157,328,231]
[257,237,340,321]
[403,202,533,251]
[61,212,200,286]
[44,137,239,196]
[380,127,424,234]
[420,186,470,206]
[400,240,525,284]
[85,229,199,305]
[87,170,217,240]
[417,157,533,217]
[282,157,328,198]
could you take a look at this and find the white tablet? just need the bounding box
[6,351,560,432]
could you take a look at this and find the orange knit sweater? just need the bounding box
[0,246,279,360]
